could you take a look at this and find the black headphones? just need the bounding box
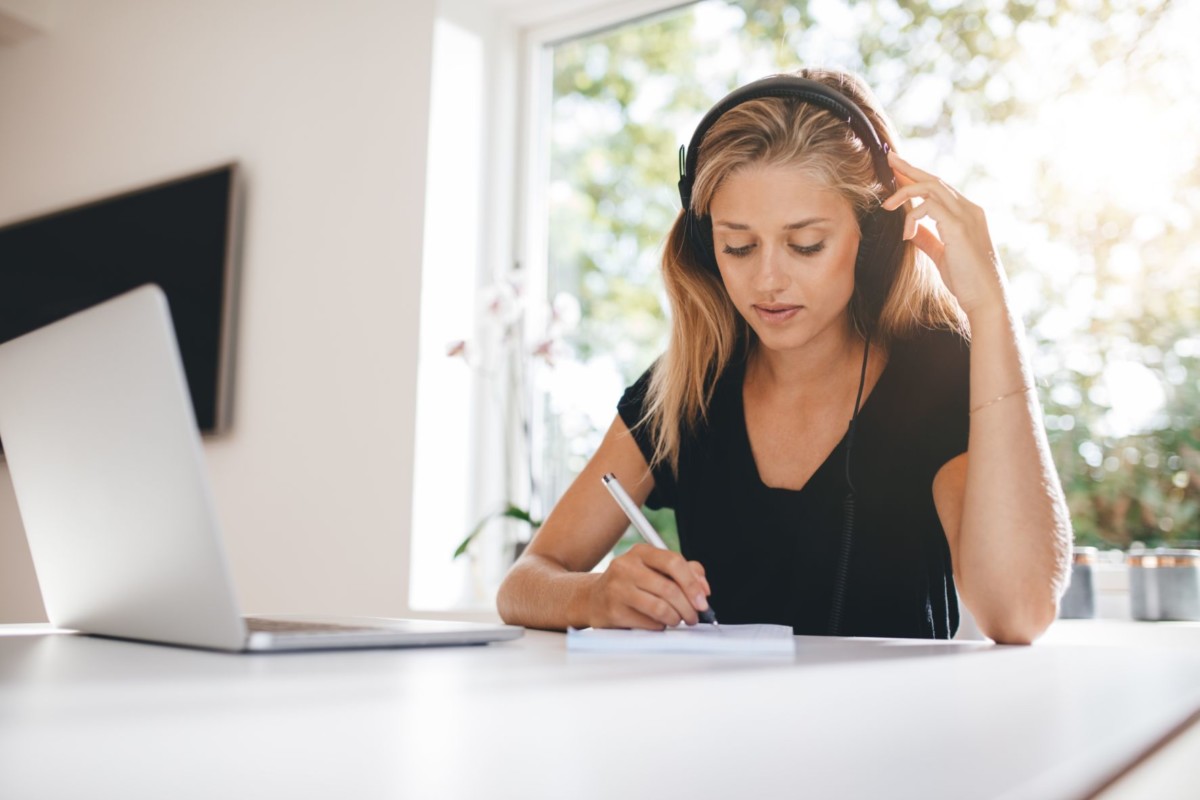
[676,74,905,336]
[677,75,904,634]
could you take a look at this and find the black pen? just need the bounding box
[601,472,719,625]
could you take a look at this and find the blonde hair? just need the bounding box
[642,68,966,474]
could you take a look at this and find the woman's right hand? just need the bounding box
[584,543,712,629]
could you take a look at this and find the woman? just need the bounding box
[497,68,1071,643]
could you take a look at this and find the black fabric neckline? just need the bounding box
[616,325,969,638]
[733,347,893,495]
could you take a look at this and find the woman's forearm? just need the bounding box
[496,553,599,631]
[958,299,1072,643]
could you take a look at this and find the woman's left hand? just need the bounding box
[881,151,1007,318]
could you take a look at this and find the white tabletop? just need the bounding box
[1,622,1198,799]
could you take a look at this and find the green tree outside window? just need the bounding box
[539,0,1198,554]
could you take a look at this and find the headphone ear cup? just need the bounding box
[853,206,905,331]
[685,211,720,275]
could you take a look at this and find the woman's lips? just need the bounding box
[753,304,803,323]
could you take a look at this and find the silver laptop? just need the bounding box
[0,285,523,652]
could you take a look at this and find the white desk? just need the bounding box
[1,623,1198,799]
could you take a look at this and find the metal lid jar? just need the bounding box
[1059,546,1099,619]
[1128,548,1200,621]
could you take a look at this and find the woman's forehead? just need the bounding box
[710,163,854,222]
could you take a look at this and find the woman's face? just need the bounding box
[708,163,861,354]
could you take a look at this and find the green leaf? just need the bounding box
[500,504,543,528]
[452,511,496,560]
[452,504,543,560]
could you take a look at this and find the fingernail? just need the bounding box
[694,593,709,610]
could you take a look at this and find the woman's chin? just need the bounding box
[746,315,849,355]
[750,328,809,353]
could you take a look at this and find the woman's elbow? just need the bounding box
[495,567,523,625]
[978,598,1058,645]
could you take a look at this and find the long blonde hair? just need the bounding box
[642,68,966,474]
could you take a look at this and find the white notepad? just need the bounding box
[566,623,794,655]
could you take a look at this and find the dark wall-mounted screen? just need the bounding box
[0,164,240,445]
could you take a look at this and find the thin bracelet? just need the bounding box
[970,384,1034,414]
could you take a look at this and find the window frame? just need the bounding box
[511,0,691,534]
[407,0,687,616]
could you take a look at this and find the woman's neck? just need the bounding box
[746,317,865,400]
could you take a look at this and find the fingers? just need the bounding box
[631,565,696,625]
[689,560,710,593]
[594,544,713,629]
[885,195,949,267]
[882,151,964,213]
[904,194,982,244]
[640,546,712,614]
[893,169,916,189]
[887,150,937,181]
[901,198,942,241]
[597,574,687,630]
[882,179,960,213]
[910,223,945,265]
[610,592,676,631]
[881,150,1001,315]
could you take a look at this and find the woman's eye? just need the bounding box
[722,243,755,257]
[791,242,826,256]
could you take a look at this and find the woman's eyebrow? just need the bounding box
[783,217,832,230]
[711,217,831,230]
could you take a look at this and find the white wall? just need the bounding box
[0,0,436,621]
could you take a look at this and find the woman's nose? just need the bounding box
[752,244,788,292]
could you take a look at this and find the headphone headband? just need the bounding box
[677,75,896,212]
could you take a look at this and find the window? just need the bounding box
[413,0,1200,614]
[537,0,1200,555]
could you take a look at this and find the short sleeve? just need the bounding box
[616,365,677,509]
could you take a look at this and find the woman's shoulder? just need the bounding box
[883,324,970,401]
[888,324,970,364]
[619,348,748,414]
[617,360,658,427]
[877,326,970,463]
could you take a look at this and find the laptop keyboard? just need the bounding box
[244,617,383,635]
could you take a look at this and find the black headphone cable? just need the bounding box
[827,334,872,636]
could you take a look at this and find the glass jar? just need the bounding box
[1128,549,1200,621]
[1059,546,1098,619]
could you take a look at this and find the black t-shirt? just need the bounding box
[617,327,970,639]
